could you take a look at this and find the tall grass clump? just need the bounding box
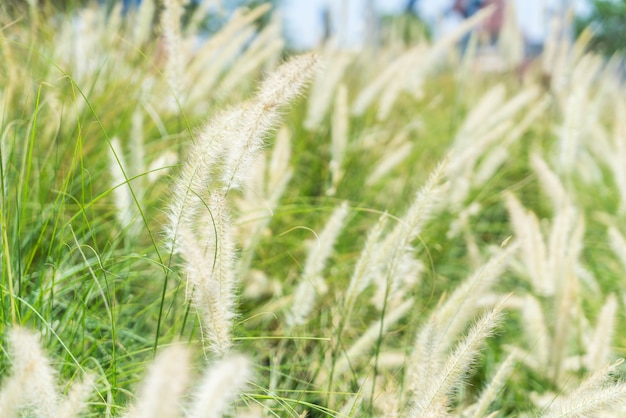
[3,1,626,417]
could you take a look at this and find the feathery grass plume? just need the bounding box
[474,96,551,185]
[351,6,496,119]
[319,298,414,384]
[187,354,252,418]
[109,137,139,236]
[186,26,257,110]
[542,16,590,97]
[370,159,448,310]
[584,294,618,372]
[519,295,551,372]
[0,327,59,417]
[407,316,443,410]
[608,226,626,271]
[327,83,348,196]
[424,242,517,356]
[161,0,184,110]
[505,193,551,295]
[168,53,317,353]
[132,0,156,46]
[57,374,95,418]
[531,153,568,211]
[304,49,353,130]
[553,53,603,175]
[185,5,272,109]
[123,345,191,418]
[287,202,350,327]
[220,52,318,191]
[130,108,146,188]
[0,327,93,418]
[351,45,422,118]
[216,16,285,98]
[497,0,524,69]
[167,53,316,226]
[406,244,517,402]
[446,84,540,206]
[166,108,242,240]
[466,353,516,418]
[267,125,293,196]
[547,209,584,382]
[408,302,506,417]
[365,132,412,187]
[49,6,115,87]
[182,193,237,356]
[342,212,388,328]
[612,101,626,212]
[237,126,294,279]
[544,359,626,418]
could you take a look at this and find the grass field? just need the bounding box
[2,1,626,417]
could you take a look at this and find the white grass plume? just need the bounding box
[322,298,414,384]
[371,159,448,310]
[351,6,497,119]
[520,295,551,371]
[132,0,156,46]
[167,54,318,354]
[428,242,517,354]
[531,153,568,211]
[304,50,353,130]
[216,17,285,98]
[584,294,618,372]
[466,353,516,418]
[405,244,516,410]
[161,0,184,110]
[123,345,191,418]
[608,226,626,271]
[408,303,506,417]
[220,53,318,191]
[544,359,626,417]
[185,5,272,109]
[287,202,350,327]
[236,126,294,280]
[327,83,349,196]
[0,327,59,417]
[188,354,252,418]
[178,193,237,356]
[343,212,388,326]
[108,137,140,237]
[0,327,92,418]
[365,133,412,187]
[57,374,94,418]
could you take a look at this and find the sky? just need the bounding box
[278,0,593,50]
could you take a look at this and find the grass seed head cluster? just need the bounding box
[2,1,626,417]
